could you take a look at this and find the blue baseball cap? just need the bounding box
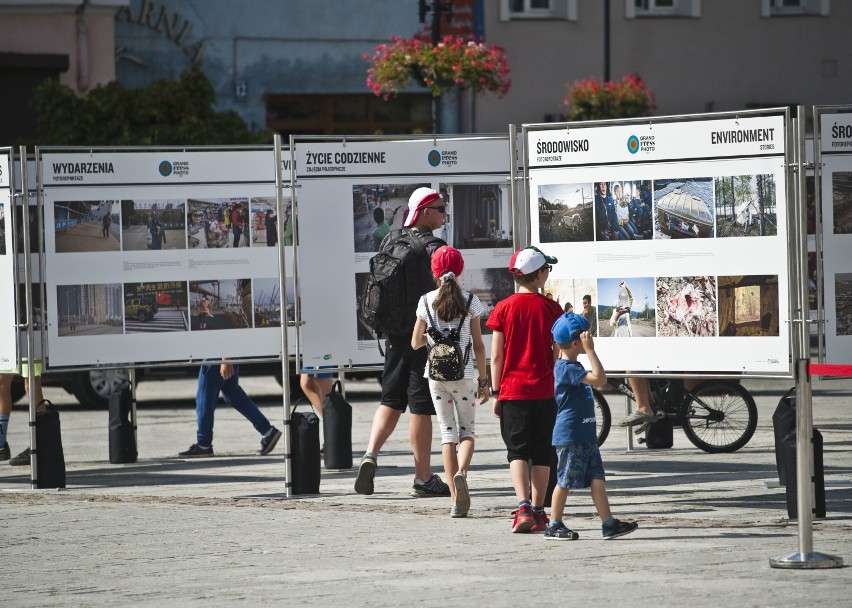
[552,312,590,344]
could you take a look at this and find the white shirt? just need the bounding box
[416,288,484,379]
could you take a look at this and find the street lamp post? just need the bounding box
[418,0,453,133]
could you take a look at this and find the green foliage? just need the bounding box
[30,67,269,146]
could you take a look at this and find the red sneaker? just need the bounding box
[531,509,549,532]
[511,504,535,533]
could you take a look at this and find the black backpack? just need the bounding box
[423,293,473,382]
[362,228,443,337]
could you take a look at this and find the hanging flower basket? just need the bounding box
[563,74,656,121]
[365,34,511,99]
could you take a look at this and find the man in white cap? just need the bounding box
[355,187,451,497]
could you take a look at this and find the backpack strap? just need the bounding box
[457,293,474,366]
[423,294,439,330]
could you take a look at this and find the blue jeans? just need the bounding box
[196,364,272,446]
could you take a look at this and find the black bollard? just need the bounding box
[322,381,353,470]
[772,388,796,485]
[108,381,137,464]
[780,427,826,519]
[290,402,321,494]
[35,400,66,489]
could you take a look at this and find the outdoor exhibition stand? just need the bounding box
[516,107,839,569]
[31,145,292,489]
[286,133,512,371]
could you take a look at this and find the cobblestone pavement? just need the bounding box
[1,377,850,607]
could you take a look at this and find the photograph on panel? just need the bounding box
[353,183,430,253]
[543,277,598,335]
[249,197,292,247]
[717,275,779,337]
[457,267,517,336]
[189,279,253,331]
[597,277,656,338]
[14,204,41,254]
[120,199,186,251]
[714,174,778,237]
[537,183,594,243]
[655,276,717,337]
[186,198,250,249]
[834,273,852,336]
[653,177,715,239]
[443,183,511,249]
[595,181,653,242]
[831,172,852,234]
[123,281,189,333]
[56,284,123,337]
[252,277,291,328]
[54,201,121,253]
[807,252,819,313]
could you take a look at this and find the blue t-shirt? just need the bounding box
[552,358,597,445]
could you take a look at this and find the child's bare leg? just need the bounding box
[550,486,569,522]
[509,459,531,502]
[590,478,613,521]
[441,442,458,503]
[457,437,474,474]
[530,464,550,507]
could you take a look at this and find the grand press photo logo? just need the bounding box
[427,149,458,167]
[158,159,189,178]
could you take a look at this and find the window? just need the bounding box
[625,0,700,18]
[760,0,829,16]
[499,0,577,21]
[265,94,432,138]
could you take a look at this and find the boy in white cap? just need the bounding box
[486,246,563,533]
[355,187,451,498]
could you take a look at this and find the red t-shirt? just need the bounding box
[486,292,563,400]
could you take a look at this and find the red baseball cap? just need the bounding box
[431,245,464,278]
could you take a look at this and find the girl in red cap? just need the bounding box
[411,245,488,518]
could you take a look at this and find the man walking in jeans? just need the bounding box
[179,361,281,458]
[354,188,451,498]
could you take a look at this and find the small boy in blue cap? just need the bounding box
[546,312,639,541]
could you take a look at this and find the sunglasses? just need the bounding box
[427,206,447,214]
[545,264,553,272]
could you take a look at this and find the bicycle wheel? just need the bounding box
[592,388,612,447]
[681,380,758,453]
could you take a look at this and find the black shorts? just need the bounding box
[380,333,435,415]
[499,398,557,465]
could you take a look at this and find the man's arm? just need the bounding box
[490,330,505,418]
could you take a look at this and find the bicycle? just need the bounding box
[591,377,758,453]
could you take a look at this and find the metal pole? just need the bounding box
[276,134,293,498]
[19,148,37,488]
[129,367,138,449]
[603,0,611,82]
[770,107,842,568]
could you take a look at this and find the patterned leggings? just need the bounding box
[428,378,477,444]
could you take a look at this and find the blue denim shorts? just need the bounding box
[555,442,606,490]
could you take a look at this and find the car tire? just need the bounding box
[71,369,131,408]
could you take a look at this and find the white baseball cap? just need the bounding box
[508,246,558,275]
[403,187,442,227]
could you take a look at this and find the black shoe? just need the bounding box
[9,447,30,466]
[411,474,451,497]
[603,519,638,540]
[0,442,9,461]
[259,427,282,456]
[544,521,580,541]
[179,444,213,458]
